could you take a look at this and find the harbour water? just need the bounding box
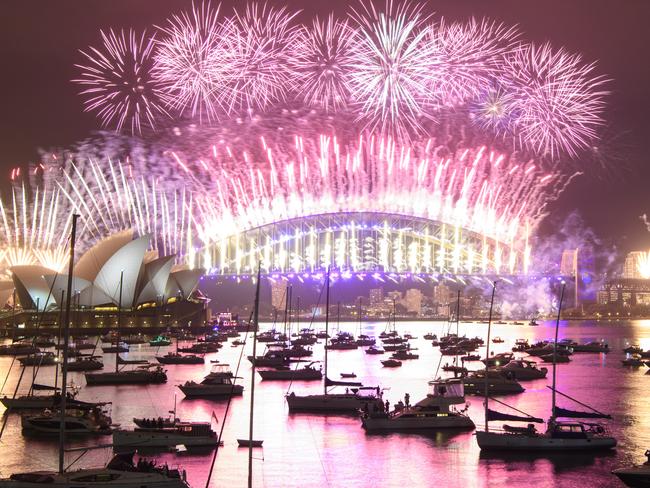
[1,319,649,487]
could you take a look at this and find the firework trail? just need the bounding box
[73,29,168,135]
[292,15,357,112]
[153,1,226,123]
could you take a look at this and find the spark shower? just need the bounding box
[0,1,609,279]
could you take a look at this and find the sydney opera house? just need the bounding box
[0,230,207,333]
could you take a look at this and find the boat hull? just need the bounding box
[0,468,189,487]
[362,415,475,432]
[613,467,650,488]
[178,385,243,398]
[85,372,167,385]
[476,430,617,451]
[258,370,322,381]
[113,430,219,448]
[286,393,382,412]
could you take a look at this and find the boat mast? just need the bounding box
[59,213,78,474]
[455,290,461,367]
[551,283,566,421]
[282,284,289,338]
[248,264,261,488]
[115,271,123,373]
[323,267,330,396]
[483,280,497,433]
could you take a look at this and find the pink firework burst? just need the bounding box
[503,42,608,159]
[220,3,300,113]
[292,15,358,112]
[153,1,226,123]
[427,18,520,107]
[73,29,168,135]
[348,1,434,138]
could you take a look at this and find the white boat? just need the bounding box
[258,362,322,381]
[178,364,243,398]
[0,453,189,487]
[361,379,475,432]
[113,422,219,448]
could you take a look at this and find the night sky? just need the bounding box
[1,0,649,252]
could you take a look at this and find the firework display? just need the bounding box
[1,2,610,278]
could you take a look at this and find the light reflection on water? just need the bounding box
[1,319,649,487]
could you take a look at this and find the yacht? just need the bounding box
[381,359,402,368]
[156,353,204,365]
[0,453,190,487]
[361,379,475,432]
[481,352,514,367]
[258,362,322,381]
[22,407,112,435]
[85,365,167,385]
[0,343,40,356]
[622,355,645,367]
[463,371,525,395]
[572,341,609,353]
[1,393,103,411]
[355,335,376,346]
[365,346,385,355]
[113,421,219,449]
[66,357,103,371]
[149,336,172,347]
[178,364,243,398]
[18,352,57,366]
[390,349,419,360]
[497,360,548,380]
[247,349,290,367]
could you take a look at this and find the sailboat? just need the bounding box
[237,265,264,450]
[286,268,384,413]
[0,216,190,488]
[85,272,167,386]
[476,282,617,451]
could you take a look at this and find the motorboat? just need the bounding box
[497,360,547,380]
[529,319,539,326]
[85,365,167,385]
[1,393,103,411]
[156,353,204,365]
[0,343,40,356]
[113,422,219,449]
[461,354,481,361]
[391,349,419,360]
[384,343,410,352]
[365,346,385,355]
[622,355,645,367]
[481,352,514,367]
[442,364,468,376]
[258,362,322,381]
[512,321,525,325]
[361,379,475,432]
[381,359,402,368]
[340,373,357,378]
[355,335,376,346]
[66,357,104,371]
[613,450,650,487]
[21,407,112,435]
[491,337,505,344]
[178,364,243,398]
[18,352,57,366]
[463,371,525,395]
[423,333,437,340]
[247,350,290,367]
[624,345,643,354]
[512,339,530,352]
[572,341,609,353]
[149,335,172,347]
[177,342,220,353]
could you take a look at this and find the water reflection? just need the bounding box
[0,319,647,487]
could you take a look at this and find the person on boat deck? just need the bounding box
[404,393,410,407]
[396,400,404,411]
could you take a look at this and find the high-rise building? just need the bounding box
[560,249,578,276]
[433,284,450,305]
[404,289,423,316]
[271,280,288,311]
[369,288,384,306]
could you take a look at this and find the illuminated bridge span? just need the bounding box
[197,212,530,277]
